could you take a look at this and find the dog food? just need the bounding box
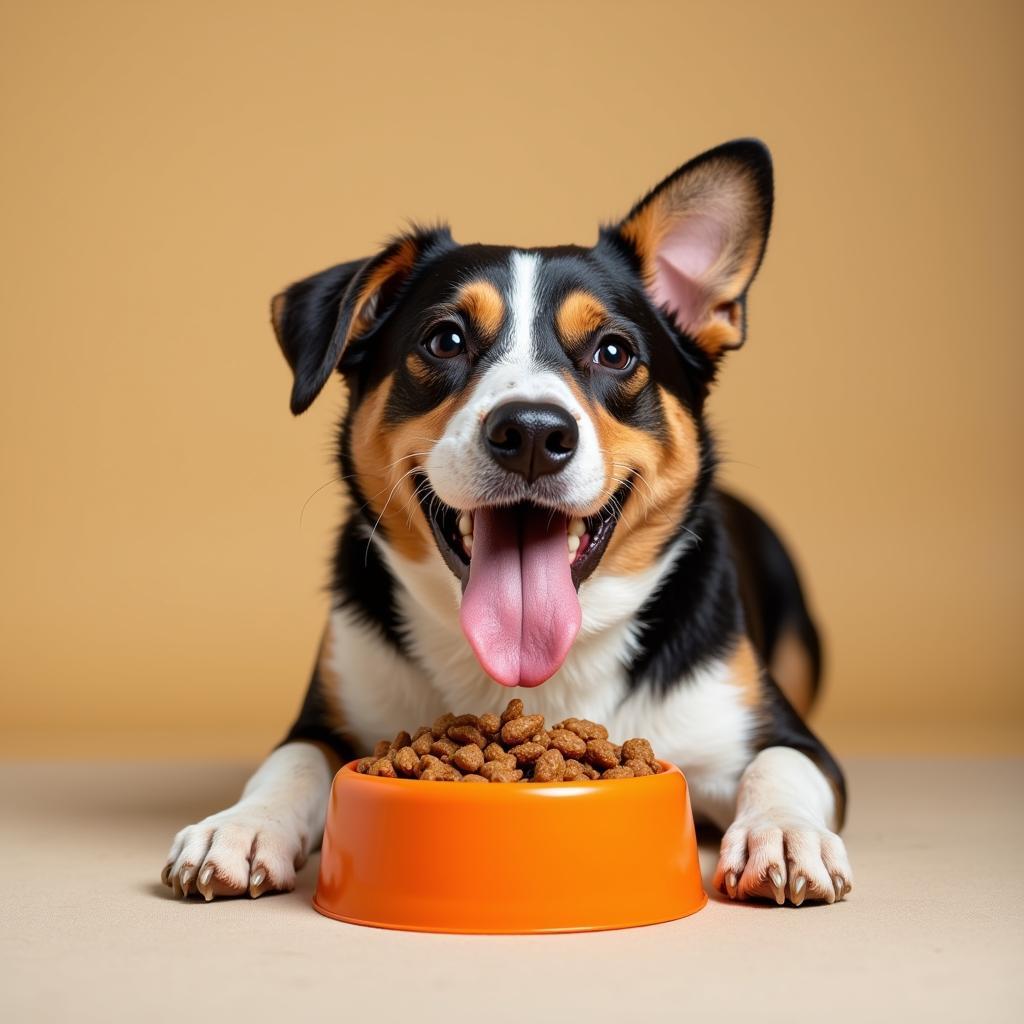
[355,699,665,783]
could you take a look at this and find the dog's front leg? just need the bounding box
[712,746,854,906]
[161,741,336,901]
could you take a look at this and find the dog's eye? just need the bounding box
[424,325,466,360]
[593,337,634,372]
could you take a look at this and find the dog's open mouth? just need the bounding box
[414,474,631,688]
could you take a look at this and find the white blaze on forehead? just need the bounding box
[505,250,540,369]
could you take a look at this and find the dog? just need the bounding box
[162,139,852,907]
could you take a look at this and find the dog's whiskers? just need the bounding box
[298,475,343,527]
[611,460,673,525]
[383,450,432,472]
[364,466,422,565]
[403,479,433,527]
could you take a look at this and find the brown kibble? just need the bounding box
[478,713,500,736]
[361,708,659,784]
[584,739,620,769]
[569,719,608,741]
[452,743,485,773]
[509,741,546,765]
[621,738,656,765]
[624,757,654,777]
[549,728,587,759]
[483,746,516,769]
[421,762,461,782]
[393,746,419,776]
[448,724,487,748]
[369,757,397,778]
[431,737,458,759]
[479,762,521,783]
[431,712,456,739]
[532,747,566,782]
[501,714,545,746]
[500,698,524,724]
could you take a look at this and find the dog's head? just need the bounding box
[272,140,772,688]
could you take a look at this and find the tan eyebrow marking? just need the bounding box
[555,290,610,352]
[455,280,505,340]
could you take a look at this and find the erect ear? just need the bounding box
[611,139,773,359]
[271,226,451,414]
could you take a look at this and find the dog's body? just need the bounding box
[163,140,852,906]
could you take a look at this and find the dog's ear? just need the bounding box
[609,139,773,359]
[271,227,451,414]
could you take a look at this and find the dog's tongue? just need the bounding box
[460,506,581,687]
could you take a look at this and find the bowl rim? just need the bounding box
[338,758,681,788]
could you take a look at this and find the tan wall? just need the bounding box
[2,0,1020,758]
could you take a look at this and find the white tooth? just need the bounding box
[568,518,585,538]
[567,534,580,554]
[464,534,473,555]
[458,513,473,536]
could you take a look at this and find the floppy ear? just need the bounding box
[611,139,773,359]
[271,227,450,414]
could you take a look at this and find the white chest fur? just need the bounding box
[323,535,756,822]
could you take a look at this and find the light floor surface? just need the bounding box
[2,758,1021,1023]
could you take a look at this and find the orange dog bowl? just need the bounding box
[313,760,707,933]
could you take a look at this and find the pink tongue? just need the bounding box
[459,507,582,687]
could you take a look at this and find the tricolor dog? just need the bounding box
[163,139,853,906]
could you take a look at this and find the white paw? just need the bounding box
[161,803,311,901]
[713,815,853,906]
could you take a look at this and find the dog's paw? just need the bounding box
[161,804,311,901]
[712,816,853,906]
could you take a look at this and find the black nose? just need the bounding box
[483,401,579,482]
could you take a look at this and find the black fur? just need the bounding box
[280,660,357,761]
[719,490,823,689]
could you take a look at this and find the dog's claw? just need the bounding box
[197,864,215,900]
[180,866,194,897]
[791,874,806,906]
[250,867,267,897]
[160,862,173,886]
[769,867,785,905]
[725,871,738,899]
[833,874,846,901]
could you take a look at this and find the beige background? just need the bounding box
[1,0,1020,758]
